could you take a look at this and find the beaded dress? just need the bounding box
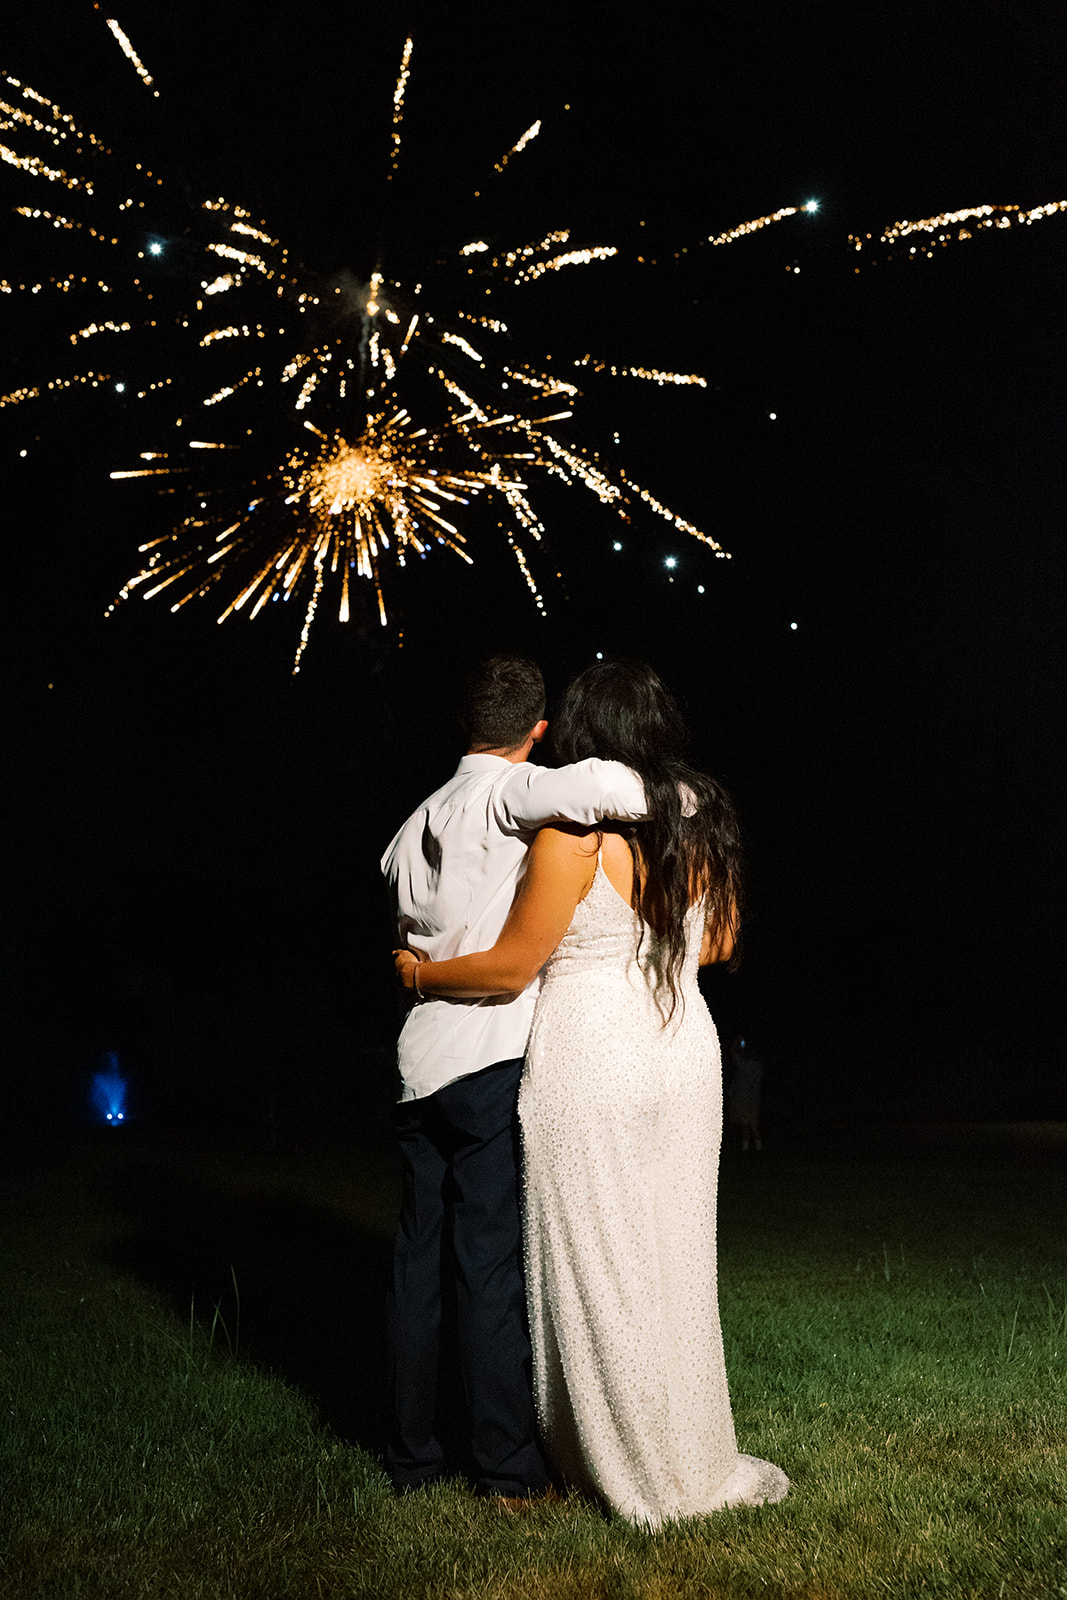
[518,858,789,1527]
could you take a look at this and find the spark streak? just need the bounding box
[848,200,1067,267]
[389,36,413,176]
[102,17,158,95]
[707,206,799,247]
[494,120,541,173]
[573,357,706,388]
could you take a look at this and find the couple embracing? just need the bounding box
[381,654,788,1528]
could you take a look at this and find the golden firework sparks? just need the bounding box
[388,36,414,177]
[848,200,1067,268]
[494,120,541,174]
[101,14,159,96]
[7,21,1062,671]
[706,204,813,247]
[0,34,725,671]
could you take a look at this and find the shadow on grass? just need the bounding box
[96,1150,393,1457]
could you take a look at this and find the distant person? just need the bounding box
[395,661,788,1527]
[380,655,647,1507]
[727,1035,764,1151]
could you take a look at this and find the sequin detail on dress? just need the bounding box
[519,860,789,1527]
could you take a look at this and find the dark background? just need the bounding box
[2,1,1063,1140]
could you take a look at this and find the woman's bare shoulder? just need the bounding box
[522,823,599,907]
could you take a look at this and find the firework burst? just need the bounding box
[1,24,719,670]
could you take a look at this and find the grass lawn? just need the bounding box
[1,1130,1064,1598]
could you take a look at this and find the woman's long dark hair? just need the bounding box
[552,660,743,1019]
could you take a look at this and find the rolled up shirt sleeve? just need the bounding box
[493,758,647,833]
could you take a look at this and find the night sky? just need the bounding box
[2,2,1063,1135]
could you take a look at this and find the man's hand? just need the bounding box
[393,948,423,990]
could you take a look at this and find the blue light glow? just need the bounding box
[91,1054,127,1127]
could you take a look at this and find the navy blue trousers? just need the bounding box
[386,1056,549,1495]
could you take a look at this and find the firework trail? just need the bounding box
[847,201,1067,269]
[707,202,819,247]
[100,12,158,96]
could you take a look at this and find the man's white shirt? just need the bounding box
[381,753,646,1101]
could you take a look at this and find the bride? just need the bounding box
[394,660,788,1527]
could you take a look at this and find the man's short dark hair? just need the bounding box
[461,655,545,751]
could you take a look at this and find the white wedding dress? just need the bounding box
[519,858,789,1527]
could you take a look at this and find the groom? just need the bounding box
[380,654,645,1503]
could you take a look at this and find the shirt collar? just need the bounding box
[455,752,525,774]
